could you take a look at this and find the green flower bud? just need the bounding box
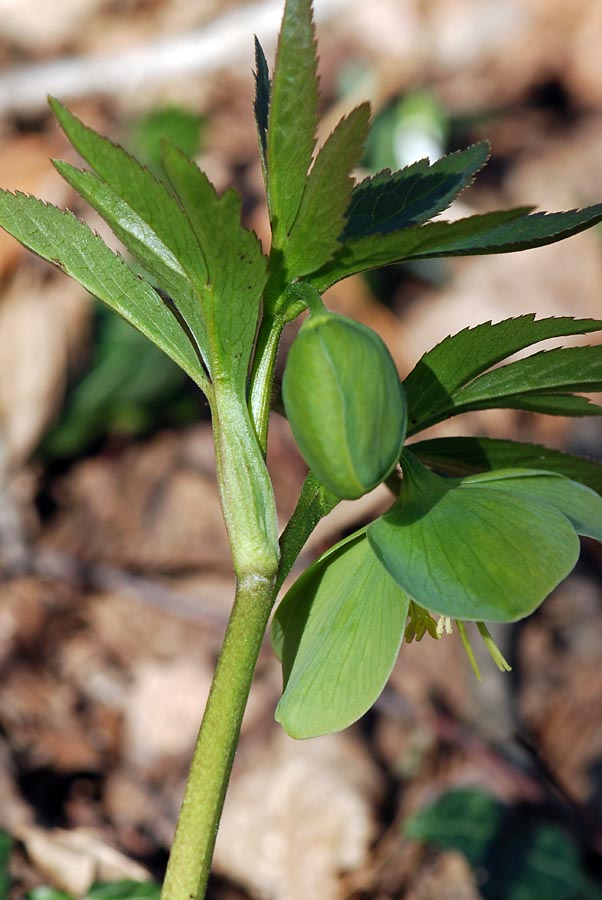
[282,311,407,499]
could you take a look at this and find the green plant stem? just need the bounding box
[161,572,277,900]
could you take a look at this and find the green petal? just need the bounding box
[459,469,602,541]
[273,533,410,738]
[367,454,580,623]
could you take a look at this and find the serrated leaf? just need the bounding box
[409,436,602,496]
[403,315,602,434]
[284,103,371,279]
[459,469,602,541]
[267,0,319,247]
[367,452,580,623]
[273,532,409,738]
[161,142,267,389]
[308,205,602,290]
[449,345,602,419]
[456,391,602,417]
[343,141,490,240]
[0,190,207,391]
[254,36,271,176]
[53,160,209,368]
[49,99,209,290]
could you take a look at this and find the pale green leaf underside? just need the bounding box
[410,436,602,497]
[459,469,602,541]
[284,103,371,280]
[367,454,580,623]
[308,205,602,291]
[343,141,490,240]
[161,142,267,389]
[273,532,409,738]
[0,190,207,390]
[404,315,602,433]
[267,0,318,245]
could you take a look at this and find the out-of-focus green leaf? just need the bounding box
[410,436,602,496]
[367,452,580,623]
[403,315,602,434]
[273,532,409,738]
[267,0,318,247]
[27,889,74,900]
[405,788,602,900]
[88,880,161,899]
[128,106,204,173]
[43,307,198,459]
[0,830,11,899]
[0,190,207,392]
[343,142,489,240]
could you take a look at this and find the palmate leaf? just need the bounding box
[283,103,371,280]
[272,532,410,738]
[52,160,208,368]
[367,453,580,623]
[343,141,490,240]
[161,142,267,389]
[403,315,602,433]
[451,345,602,408]
[451,391,602,418]
[49,99,208,290]
[267,0,318,247]
[308,205,602,291]
[0,190,208,391]
[51,99,267,391]
[410,436,602,496]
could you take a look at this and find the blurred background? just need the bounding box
[0,0,601,897]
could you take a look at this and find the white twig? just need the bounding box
[0,0,350,116]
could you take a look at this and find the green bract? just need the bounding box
[367,452,602,623]
[272,532,410,738]
[282,311,407,499]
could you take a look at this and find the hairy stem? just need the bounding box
[161,572,277,900]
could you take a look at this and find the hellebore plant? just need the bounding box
[1,0,602,896]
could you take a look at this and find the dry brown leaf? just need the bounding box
[0,0,106,52]
[16,825,151,897]
[123,658,214,770]
[0,136,69,277]
[0,269,90,466]
[43,427,232,572]
[405,850,481,900]
[213,729,382,900]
